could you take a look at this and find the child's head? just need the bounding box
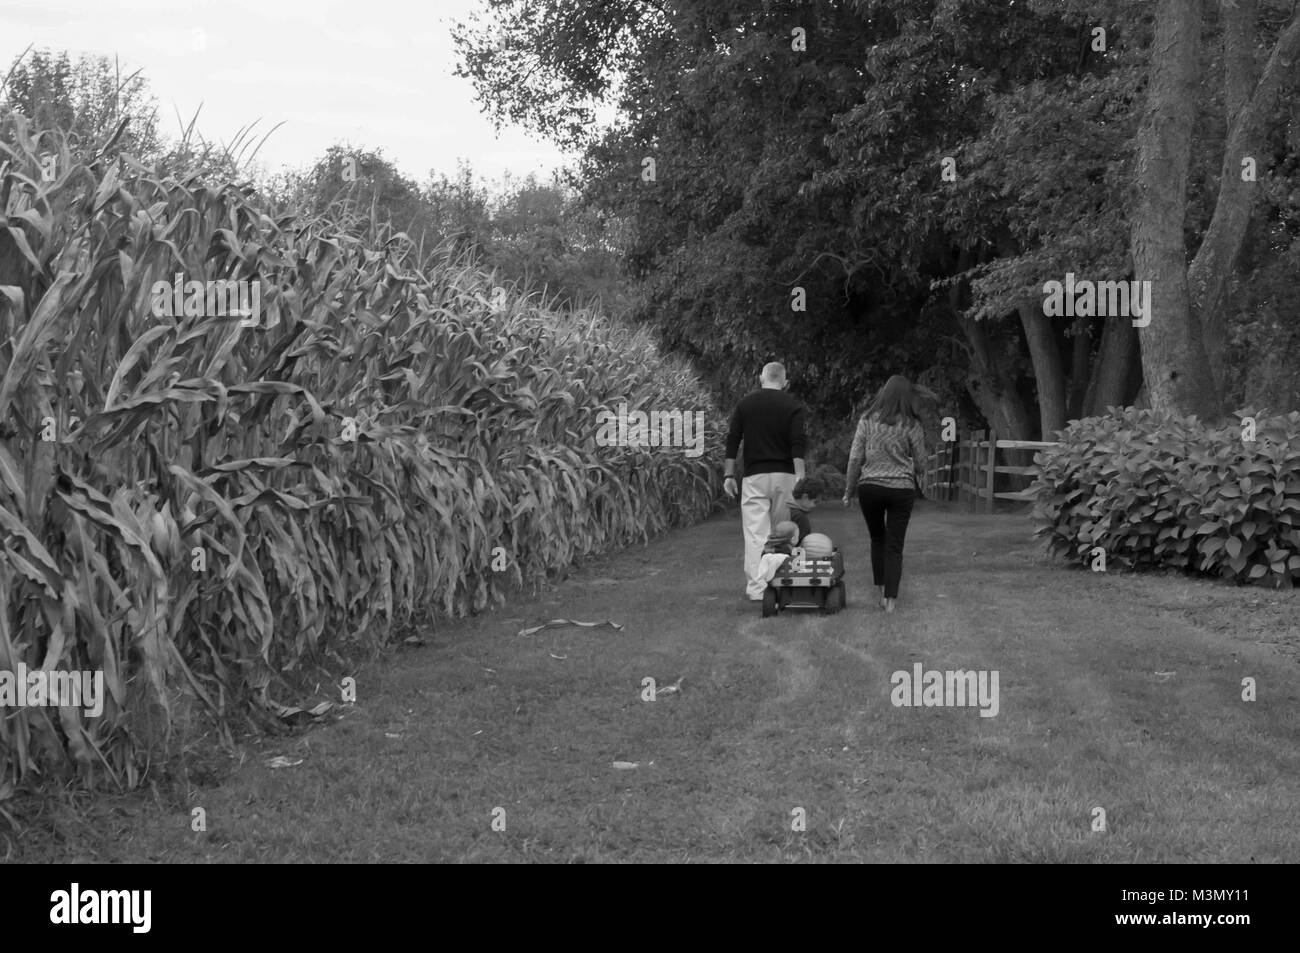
[774,520,800,544]
[796,472,831,502]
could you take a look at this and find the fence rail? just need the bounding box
[920,431,1061,513]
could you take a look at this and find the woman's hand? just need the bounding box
[723,475,738,499]
[842,493,853,508]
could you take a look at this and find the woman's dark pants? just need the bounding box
[856,483,916,599]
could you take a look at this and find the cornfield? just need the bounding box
[0,113,724,802]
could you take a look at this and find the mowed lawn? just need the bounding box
[18,501,1300,863]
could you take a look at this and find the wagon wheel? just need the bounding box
[761,588,778,618]
[821,583,838,615]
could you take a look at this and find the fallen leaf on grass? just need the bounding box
[385,733,401,739]
[265,756,303,769]
[269,700,334,723]
[402,636,425,647]
[657,676,684,695]
[549,653,568,660]
[518,618,624,638]
[612,760,655,770]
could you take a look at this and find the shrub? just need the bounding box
[797,464,847,501]
[1030,407,1300,585]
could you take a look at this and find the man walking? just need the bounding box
[723,363,807,601]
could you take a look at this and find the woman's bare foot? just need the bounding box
[883,597,896,614]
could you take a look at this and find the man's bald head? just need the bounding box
[760,362,787,388]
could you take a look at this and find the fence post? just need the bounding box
[985,430,997,514]
[951,434,961,501]
[969,431,977,513]
[963,432,970,512]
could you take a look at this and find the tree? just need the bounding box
[457,1,975,417]
[1131,0,1300,417]
[455,0,1300,432]
[1,48,162,160]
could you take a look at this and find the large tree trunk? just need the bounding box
[1018,301,1067,438]
[949,248,1035,496]
[1131,0,1222,419]
[1067,320,1092,420]
[1188,2,1300,380]
[1084,317,1139,416]
[1127,334,1146,399]
[958,312,1035,441]
[952,244,1035,441]
[1221,0,1260,123]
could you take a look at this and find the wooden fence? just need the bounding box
[920,430,1061,513]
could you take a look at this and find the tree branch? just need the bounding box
[1189,2,1300,371]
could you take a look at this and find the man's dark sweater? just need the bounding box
[726,388,807,476]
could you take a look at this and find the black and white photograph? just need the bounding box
[0,0,1295,915]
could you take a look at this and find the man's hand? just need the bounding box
[723,475,738,499]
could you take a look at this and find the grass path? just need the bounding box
[22,502,1300,862]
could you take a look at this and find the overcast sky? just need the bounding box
[0,0,578,187]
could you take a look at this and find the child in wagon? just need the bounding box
[765,471,832,550]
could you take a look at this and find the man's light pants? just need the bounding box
[741,472,797,599]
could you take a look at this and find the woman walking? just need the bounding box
[842,375,927,613]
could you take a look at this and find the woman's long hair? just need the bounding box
[862,375,924,427]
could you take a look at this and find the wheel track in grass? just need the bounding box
[741,620,818,702]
